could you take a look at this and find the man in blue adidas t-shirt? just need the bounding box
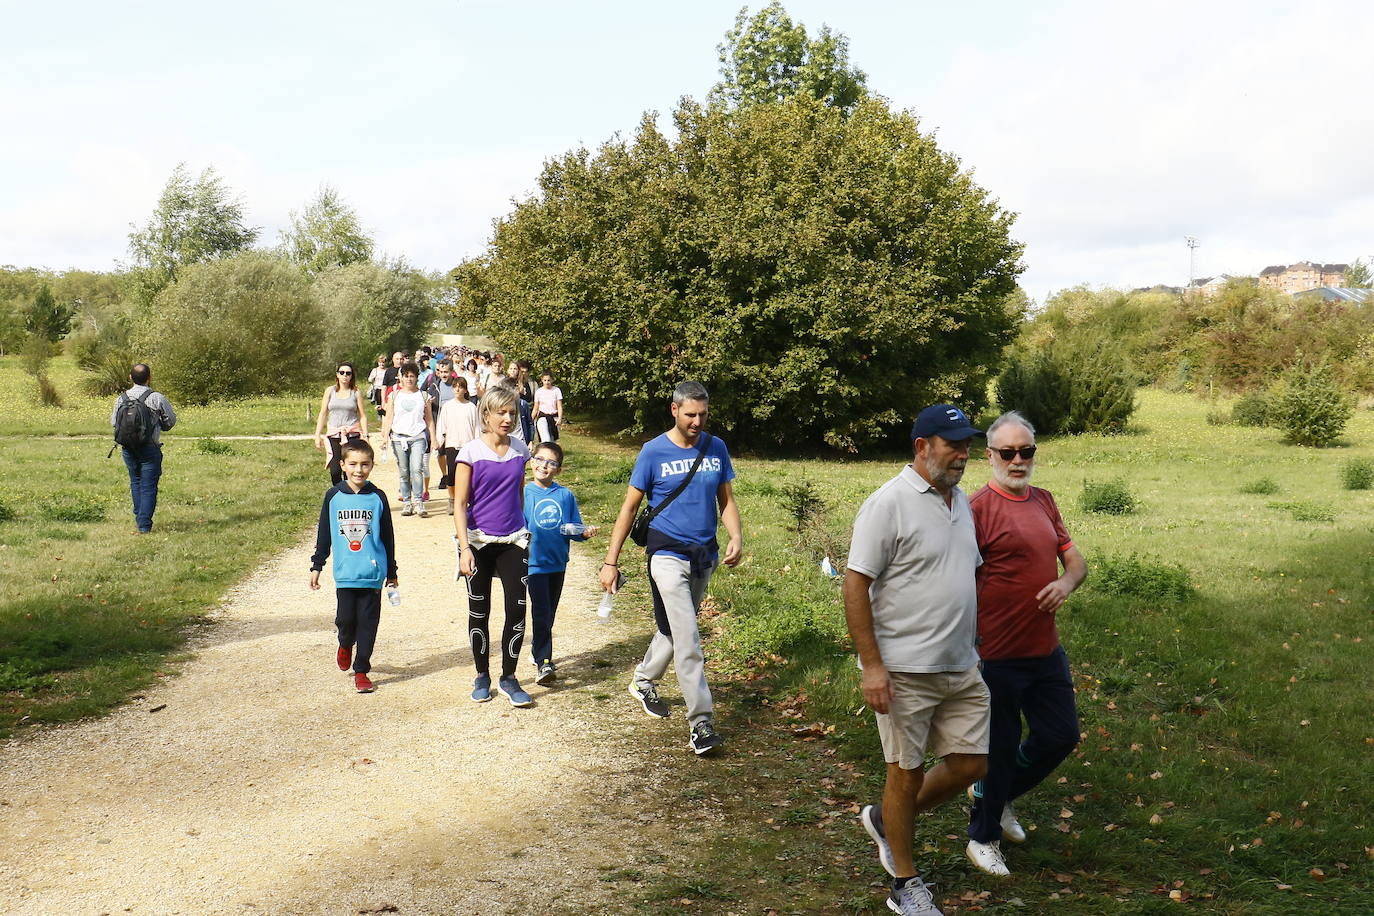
[600,381,744,756]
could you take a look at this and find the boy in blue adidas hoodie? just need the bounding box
[523,441,598,686]
[309,439,398,693]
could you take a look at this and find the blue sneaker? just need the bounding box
[498,676,533,707]
[471,674,493,703]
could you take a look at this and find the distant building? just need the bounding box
[1184,274,1247,300]
[1258,261,1348,294]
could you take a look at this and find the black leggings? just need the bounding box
[465,541,527,678]
[326,433,361,485]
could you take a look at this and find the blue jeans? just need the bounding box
[122,444,163,532]
[391,435,427,502]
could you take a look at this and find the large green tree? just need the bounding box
[126,164,259,306]
[712,1,867,113]
[459,94,1023,449]
[281,185,374,274]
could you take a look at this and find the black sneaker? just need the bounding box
[535,661,556,685]
[688,720,723,756]
[628,680,670,718]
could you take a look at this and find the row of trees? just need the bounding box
[4,167,445,404]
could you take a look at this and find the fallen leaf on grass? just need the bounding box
[1060,808,1074,818]
[1309,868,1325,881]
[1150,814,1163,825]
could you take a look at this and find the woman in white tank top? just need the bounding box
[380,361,436,517]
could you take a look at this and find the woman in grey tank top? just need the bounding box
[313,362,370,485]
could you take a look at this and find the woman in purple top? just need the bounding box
[453,385,533,706]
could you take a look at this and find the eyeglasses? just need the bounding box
[992,446,1037,460]
[532,457,561,468]
[337,370,353,376]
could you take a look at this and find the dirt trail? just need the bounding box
[0,448,685,915]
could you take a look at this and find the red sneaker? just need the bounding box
[354,672,375,693]
[337,646,352,671]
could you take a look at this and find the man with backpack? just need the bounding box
[111,363,177,533]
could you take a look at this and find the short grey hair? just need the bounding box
[672,380,710,406]
[986,410,1035,444]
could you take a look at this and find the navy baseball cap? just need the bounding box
[911,404,983,441]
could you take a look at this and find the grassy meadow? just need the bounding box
[2,351,1371,911]
[558,388,1374,913]
[0,355,324,733]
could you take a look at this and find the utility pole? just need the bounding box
[1187,236,1198,293]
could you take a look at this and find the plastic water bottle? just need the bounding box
[559,523,586,536]
[597,570,624,621]
[386,587,401,607]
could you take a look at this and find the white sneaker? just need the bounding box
[1000,802,1027,844]
[887,876,943,915]
[965,839,1011,877]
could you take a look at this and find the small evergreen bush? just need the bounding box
[1231,391,1271,427]
[1205,409,1232,426]
[0,499,13,522]
[1080,479,1138,515]
[1268,360,1353,447]
[1339,458,1374,490]
[996,336,1136,435]
[779,480,826,535]
[1238,477,1279,495]
[1090,553,1193,603]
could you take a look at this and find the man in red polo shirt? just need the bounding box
[964,411,1088,877]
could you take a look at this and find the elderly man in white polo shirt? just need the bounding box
[845,404,991,916]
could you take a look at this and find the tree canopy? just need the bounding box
[126,164,258,305]
[281,185,374,274]
[712,1,867,113]
[457,94,1024,449]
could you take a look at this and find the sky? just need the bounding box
[3,0,1372,302]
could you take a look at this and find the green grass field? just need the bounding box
[560,389,1374,913]
[2,350,1370,911]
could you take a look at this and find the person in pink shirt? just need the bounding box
[532,372,563,443]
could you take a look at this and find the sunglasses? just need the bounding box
[992,446,1037,460]
[337,370,353,376]
[532,457,561,468]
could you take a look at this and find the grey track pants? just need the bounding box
[633,553,716,726]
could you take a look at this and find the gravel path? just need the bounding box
[0,449,692,915]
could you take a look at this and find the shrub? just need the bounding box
[194,437,235,456]
[1231,391,1271,427]
[136,251,324,404]
[1080,479,1137,515]
[779,480,826,535]
[599,459,635,485]
[312,260,437,370]
[1340,458,1374,490]
[0,499,13,521]
[996,336,1137,435]
[1205,409,1232,426]
[1268,360,1353,447]
[1238,477,1279,495]
[1268,501,1335,522]
[37,494,107,522]
[1089,553,1193,603]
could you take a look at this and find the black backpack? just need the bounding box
[113,390,160,450]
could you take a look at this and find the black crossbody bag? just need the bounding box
[629,433,711,547]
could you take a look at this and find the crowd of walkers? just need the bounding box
[295,344,1089,916]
